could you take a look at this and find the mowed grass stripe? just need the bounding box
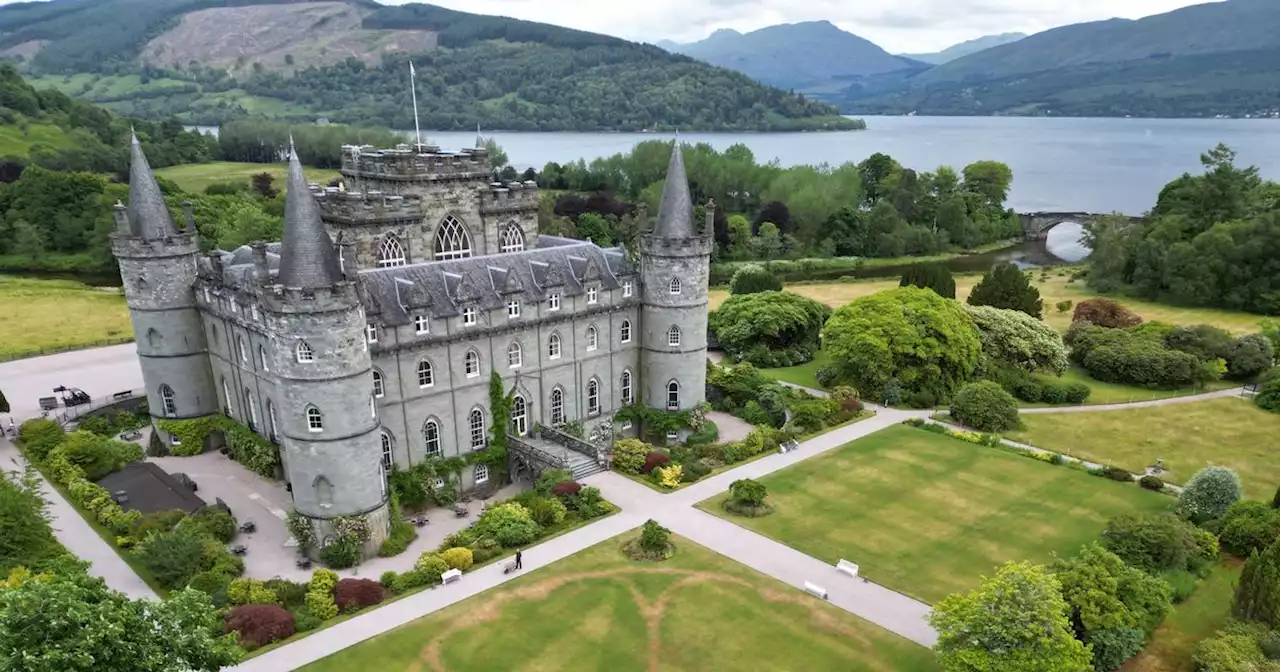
[699,425,1171,604]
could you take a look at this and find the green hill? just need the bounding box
[0,0,860,131]
[900,33,1027,65]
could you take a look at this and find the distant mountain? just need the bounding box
[849,0,1280,118]
[901,33,1027,65]
[0,0,860,131]
[665,21,920,93]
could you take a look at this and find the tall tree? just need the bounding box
[1234,537,1280,628]
[858,152,900,207]
[967,262,1044,318]
[900,262,956,299]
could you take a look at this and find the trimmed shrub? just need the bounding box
[966,262,1043,318]
[551,480,582,499]
[189,507,237,543]
[133,527,207,590]
[305,568,339,620]
[333,578,385,612]
[814,366,840,389]
[965,304,1068,374]
[377,518,417,558]
[709,291,829,367]
[1179,466,1244,522]
[1194,626,1266,671]
[1226,334,1275,381]
[319,534,362,569]
[1161,569,1199,603]
[527,496,567,527]
[391,569,431,593]
[656,464,683,489]
[1073,298,1143,328]
[440,529,476,551]
[413,553,450,584]
[380,571,398,589]
[1219,501,1280,557]
[949,381,1020,433]
[626,519,674,561]
[1102,466,1134,482]
[227,578,279,606]
[641,451,671,474]
[900,262,956,299]
[612,439,648,475]
[187,570,232,602]
[729,264,782,295]
[1102,513,1218,574]
[49,430,141,481]
[473,502,540,547]
[1139,475,1165,491]
[1086,627,1146,672]
[265,578,308,608]
[17,419,64,461]
[224,604,294,649]
[1256,370,1280,413]
[440,547,474,571]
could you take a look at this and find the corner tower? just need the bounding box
[640,142,711,437]
[264,146,389,553]
[111,135,218,423]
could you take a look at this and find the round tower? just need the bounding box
[266,146,389,554]
[111,135,218,424]
[640,142,711,439]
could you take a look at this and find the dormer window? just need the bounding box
[587,286,598,305]
[463,307,477,326]
[623,281,633,298]
[366,323,378,343]
[549,293,561,311]
[414,314,429,334]
[507,299,520,319]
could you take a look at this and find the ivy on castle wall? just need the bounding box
[156,416,280,478]
[614,398,710,445]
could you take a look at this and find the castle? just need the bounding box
[111,135,710,550]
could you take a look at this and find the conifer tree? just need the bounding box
[900,263,956,299]
[967,262,1044,318]
[1233,537,1280,627]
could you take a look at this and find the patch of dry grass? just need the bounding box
[0,276,132,360]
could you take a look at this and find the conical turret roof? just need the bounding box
[128,133,177,240]
[277,144,343,289]
[653,141,694,238]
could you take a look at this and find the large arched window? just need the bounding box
[621,370,633,405]
[667,325,681,347]
[296,340,314,363]
[587,378,601,416]
[670,277,682,295]
[423,419,441,456]
[464,350,480,378]
[620,319,632,344]
[159,385,176,417]
[306,406,324,432]
[244,388,258,429]
[417,360,434,388]
[667,381,680,411]
[372,370,385,398]
[507,341,522,369]
[548,332,562,360]
[500,223,525,253]
[510,395,528,436]
[434,215,473,260]
[586,326,598,351]
[550,387,565,426]
[381,431,394,471]
[469,409,485,449]
[377,235,407,268]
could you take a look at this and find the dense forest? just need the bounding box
[1086,144,1280,315]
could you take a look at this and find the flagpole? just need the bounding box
[409,61,422,150]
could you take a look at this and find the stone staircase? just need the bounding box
[567,451,605,480]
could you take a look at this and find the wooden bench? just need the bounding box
[441,568,462,585]
[835,559,859,578]
[803,581,828,600]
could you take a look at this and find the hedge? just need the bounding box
[157,416,280,477]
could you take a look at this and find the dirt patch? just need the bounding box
[2,40,46,60]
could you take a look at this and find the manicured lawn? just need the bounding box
[0,122,72,156]
[155,161,339,195]
[760,350,831,390]
[1122,560,1242,672]
[1029,366,1235,407]
[1008,397,1280,499]
[301,532,939,672]
[698,425,1170,604]
[0,276,133,360]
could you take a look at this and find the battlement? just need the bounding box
[639,233,712,258]
[316,189,426,227]
[260,280,361,314]
[339,143,490,182]
[479,181,539,215]
[110,231,200,258]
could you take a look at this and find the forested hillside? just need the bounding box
[1,0,859,131]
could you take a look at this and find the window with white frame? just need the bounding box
[622,281,632,298]
[548,333,562,359]
[667,325,681,347]
[370,395,376,419]
[377,236,407,267]
[222,378,232,416]
[670,277,682,294]
[587,378,600,416]
[245,389,258,427]
[237,337,248,364]
[550,387,565,426]
[510,395,528,436]
[548,292,561,311]
[434,477,445,489]
[296,340,314,363]
[667,381,680,411]
[373,370,385,398]
[500,224,525,253]
[587,326,598,351]
[620,320,632,344]
[414,314,429,334]
[417,360,434,388]
[463,307,477,326]
[465,350,480,378]
[259,346,270,372]
[474,463,489,484]
[507,341,522,369]
[666,430,679,442]
[307,406,324,432]
[507,299,520,319]
[587,286,598,304]
[423,419,441,456]
[381,432,394,471]
[621,370,633,404]
[434,215,473,260]
[366,323,378,343]
[267,401,278,438]
[469,409,485,449]
[622,420,633,431]
[159,385,176,417]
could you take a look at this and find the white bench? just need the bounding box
[835,559,859,578]
[441,568,462,585]
[803,581,828,600]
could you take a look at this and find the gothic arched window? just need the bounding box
[159,385,176,417]
[500,223,525,253]
[670,277,682,295]
[587,378,601,416]
[377,235,407,267]
[667,325,682,347]
[372,370,385,398]
[550,387,565,426]
[423,419,441,456]
[434,215,473,260]
[381,431,394,471]
[510,395,528,436]
[296,340,314,363]
[469,409,485,449]
[667,381,680,411]
[620,370,633,405]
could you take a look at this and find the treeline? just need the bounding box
[540,141,1020,262]
[215,121,404,169]
[1087,144,1280,315]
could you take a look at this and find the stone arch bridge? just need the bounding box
[1018,212,1146,241]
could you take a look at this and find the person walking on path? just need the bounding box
[515,549,523,570]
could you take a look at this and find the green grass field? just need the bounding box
[302,532,938,672]
[1008,397,1280,499]
[155,161,340,194]
[698,425,1171,604]
[0,276,132,360]
[1122,561,1242,672]
[0,122,73,156]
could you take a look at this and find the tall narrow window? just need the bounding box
[507,299,520,319]
[463,307,477,326]
[474,463,489,485]
[381,432,394,471]
[414,314,429,334]
[423,419,441,456]
[667,381,680,411]
[377,236,407,267]
[510,395,528,436]
[548,293,561,311]
[587,286,598,304]
[159,385,176,417]
[238,337,248,364]
[667,325,681,347]
[222,378,232,417]
[551,387,565,426]
[465,351,480,378]
[259,346,270,372]
[669,277,682,295]
[314,476,333,509]
[621,370,633,405]
[296,341,314,363]
[507,342,523,369]
[548,333,562,360]
[417,360,434,388]
[623,281,633,298]
[307,406,324,432]
[373,370,385,398]
[267,400,278,439]
[586,326,598,351]
[500,224,525,253]
[469,409,485,449]
[246,390,259,428]
[366,323,378,343]
[587,378,600,416]
[434,215,473,260]
[620,319,632,344]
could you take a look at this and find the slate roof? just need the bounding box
[653,141,695,238]
[127,134,178,241]
[277,146,344,289]
[359,240,636,326]
[215,243,281,288]
[95,462,206,515]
